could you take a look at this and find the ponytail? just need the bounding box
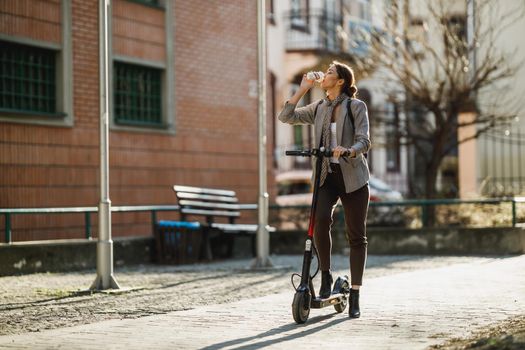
[333,61,357,99]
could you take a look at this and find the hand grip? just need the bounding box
[285,148,352,157]
[285,150,312,157]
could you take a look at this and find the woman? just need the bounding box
[278,61,371,318]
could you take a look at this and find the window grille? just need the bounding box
[0,41,56,115]
[114,62,162,126]
[129,0,160,7]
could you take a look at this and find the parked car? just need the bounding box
[275,170,313,206]
[275,170,405,226]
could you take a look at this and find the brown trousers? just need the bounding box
[314,163,369,285]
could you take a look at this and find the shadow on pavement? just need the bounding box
[200,313,349,350]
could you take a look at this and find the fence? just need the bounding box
[479,127,525,196]
[0,205,179,244]
[1,198,524,244]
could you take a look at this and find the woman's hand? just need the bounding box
[288,74,315,105]
[333,146,355,159]
[299,74,315,91]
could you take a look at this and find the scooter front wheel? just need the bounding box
[292,291,311,324]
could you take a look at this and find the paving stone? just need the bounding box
[0,255,523,349]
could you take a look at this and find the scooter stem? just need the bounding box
[299,148,325,293]
[307,148,324,238]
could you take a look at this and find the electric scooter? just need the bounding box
[285,147,351,324]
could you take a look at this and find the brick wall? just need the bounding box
[0,0,275,242]
[0,0,61,43]
[112,0,165,61]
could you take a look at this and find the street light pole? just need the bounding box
[251,0,273,269]
[90,0,120,290]
[467,0,477,90]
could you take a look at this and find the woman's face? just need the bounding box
[320,65,343,90]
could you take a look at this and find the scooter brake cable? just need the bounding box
[290,245,321,291]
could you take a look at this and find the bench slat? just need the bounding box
[179,200,241,211]
[174,185,236,197]
[211,223,258,233]
[210,223,277,233]
[181,208,240,218]
[176,192,238,203]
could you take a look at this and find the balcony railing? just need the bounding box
[284,9,344,54]
[347,17,374,57]
[284,9,380,57]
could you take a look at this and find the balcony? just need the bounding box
[347,17,374,57]
[284,9,378,58]
[284,9,344,54]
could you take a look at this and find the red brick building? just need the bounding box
[0,0,275,241]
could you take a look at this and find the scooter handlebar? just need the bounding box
[285,150,312,157]
[285,148,351,157]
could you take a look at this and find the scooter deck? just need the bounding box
[310,293,346,308]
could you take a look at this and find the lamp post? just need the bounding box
[90,0,120,290]
[251,0,273,269]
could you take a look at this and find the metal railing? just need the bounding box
[272,197,525,228]
[1,198,523,244]
[366,197,525,227]
[0,205,179,244]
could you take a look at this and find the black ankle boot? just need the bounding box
[349,289,361,318]
[319,271,333,299]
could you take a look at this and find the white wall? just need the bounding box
[474,0,525,195]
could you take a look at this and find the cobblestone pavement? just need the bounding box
[0,254,523,349]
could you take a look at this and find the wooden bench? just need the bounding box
[173,185,274,260]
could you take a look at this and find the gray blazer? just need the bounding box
[278,97,371,193]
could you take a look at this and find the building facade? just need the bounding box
[269,0,410,195]
[0,0,274,241]
[270,0,525,199]
[403,0,525,198]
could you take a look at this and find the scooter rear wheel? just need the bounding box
[292,291,310,324]
[333,276,350,313]
[334,297,348,313]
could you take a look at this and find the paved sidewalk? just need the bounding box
[0,255,524,349]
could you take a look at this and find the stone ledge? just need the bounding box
[271,227,525,255]
[0,237,153,276]
[1,227,523,276]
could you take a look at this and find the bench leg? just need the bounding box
[225,234,235,258]
[200,228,213,261]
[154,227,164,264]
[251,235,256,258]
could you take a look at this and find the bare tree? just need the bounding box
[353,0,524,204]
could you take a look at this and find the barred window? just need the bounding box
[0,40,56,115]
[129,0,160,6]
[114,62,162,127]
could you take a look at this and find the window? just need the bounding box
[269,0,276,25]
[443,15,467,56]
[357,0,371,22]
[129,0,160,6]
[348,20,372,56]
[293,125,304,147]
[0,41,57,115]
[290,81,312,149]
[407,18,427,58]
[114,62,162,127]
[290,0,309,31]
[386,103,401,173]
[289,80,312,168]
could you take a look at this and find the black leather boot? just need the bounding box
[319,271,333,299]
[349,289,361,318]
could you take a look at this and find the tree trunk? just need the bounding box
[423,158,440,227]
